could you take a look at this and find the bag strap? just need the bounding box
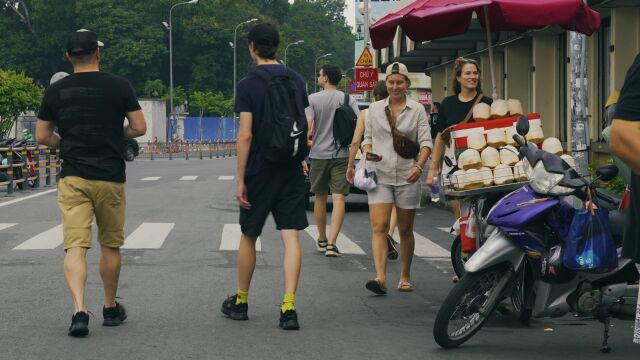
[343,92,349,107]
[461,93,483,125]
[385,106,396,130]
[586,187,595,215]
[252,66,273,84]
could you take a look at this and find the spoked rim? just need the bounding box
[446,269,502,340]
[510,270,525,313]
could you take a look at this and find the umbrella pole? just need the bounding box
[483,6,498,99]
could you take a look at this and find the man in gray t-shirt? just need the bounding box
[305,64,359,257]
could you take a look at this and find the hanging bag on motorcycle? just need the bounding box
[563,189,618,271]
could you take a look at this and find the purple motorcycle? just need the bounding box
[433,116,638,352]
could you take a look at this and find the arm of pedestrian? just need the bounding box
[306,115,314,142]
[426,132,445,187]
[610,118,640,174]
[35,119,60,147]
[348,112,366,169]
[236,112,253,209]
[124,110,147,138]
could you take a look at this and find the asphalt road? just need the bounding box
[0,158,637,360]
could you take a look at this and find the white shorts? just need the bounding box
[367,182,421,209]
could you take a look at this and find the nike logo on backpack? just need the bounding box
[290,122,303,137]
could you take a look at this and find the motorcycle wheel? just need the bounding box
[510,265,533,322]
[451,235,466,278]
[433,265,507,348]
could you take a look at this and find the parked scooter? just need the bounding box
[433,115,638,352]
[0,138,36,189]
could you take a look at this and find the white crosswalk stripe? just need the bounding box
[179,176,198,181]
[218,176,234,180]
[304,225,366,255]
[121,223,175,249]
[220,224,262,251]
[392,230,450,258]
[141,177,161,181]
[13,224,63,250]
[0,223,17,231]
[437,227,452,234]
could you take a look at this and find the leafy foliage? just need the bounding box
[0,69,42,137]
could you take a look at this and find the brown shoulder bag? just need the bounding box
[385,107,420,159]
[441,93,483,146]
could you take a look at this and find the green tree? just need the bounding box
[0,69,42,137]
[143,79,166,98]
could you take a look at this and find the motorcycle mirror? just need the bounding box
[516,115,530,136]
[443,156,454,168]
[596,164,619,182]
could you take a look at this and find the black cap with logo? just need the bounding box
[66,29,104,56]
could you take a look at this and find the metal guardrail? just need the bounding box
[137,141,238,160]
[0,145,61,195]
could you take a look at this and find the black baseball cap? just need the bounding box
[66,29,104,56]
[247,23,279,47]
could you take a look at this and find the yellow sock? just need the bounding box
[236,289,249,305]
[281,293,296,313]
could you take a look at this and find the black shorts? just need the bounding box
[239,164,308,237]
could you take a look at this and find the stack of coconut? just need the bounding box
[448,99,577,191]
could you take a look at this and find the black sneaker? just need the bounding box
[68,311,89,337]
[325,244,341,257]
[317,239,328,252]
[279,309,300,330]
[221,295,249,320]
[386,235,399,260]
[103,302,127,326]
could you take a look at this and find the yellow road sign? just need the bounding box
[355,47,373,67]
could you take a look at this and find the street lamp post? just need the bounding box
[167,0,198,141]
[314,53,332,93]
[284,40,304,67]
[233,18,258,107]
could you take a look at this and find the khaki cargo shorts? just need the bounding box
[57,176,126,250]
[309,158,350,195]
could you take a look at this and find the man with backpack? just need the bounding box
[220,23,308,330]
[305,64,359,257]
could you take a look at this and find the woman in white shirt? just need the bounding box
[348,62,432,294]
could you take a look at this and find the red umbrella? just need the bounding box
[370,0,600,97]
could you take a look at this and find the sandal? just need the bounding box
[365,279,388,295]
[397,281,414,292]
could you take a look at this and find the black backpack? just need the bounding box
[332,92,357,153]
[252,67,308,164]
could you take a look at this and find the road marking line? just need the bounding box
[220,224,261,251]
[392,230,450,258]
[304,225,366,255]
[0,189,58,208]
[218,176,234,180]
[141,177,161,181]
[13,224,63,250]
[179,176,198,181]
[121,223,174,249]
[437,227,452,234]
[0,223,17,231]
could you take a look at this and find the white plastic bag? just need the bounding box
[354,157,377,191]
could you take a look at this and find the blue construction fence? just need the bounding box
[182,116,237,141]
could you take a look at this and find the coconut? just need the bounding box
[478,167,494,187]
[505,126,519,146]
[500,145,519,166]
[507,99,523,116]
[514,161,528,182]
[493,164,514,185]
[458,149,482,170]
[561,154,577,169]
[526,124,545,144]
[451,170,466,190]
[481,147,500,168]
[487,129,506,148]
[473,103,491,121]
[464,169,484,189]
[467,132,486,151]
[542,137,563,155]
[491,99,509,118]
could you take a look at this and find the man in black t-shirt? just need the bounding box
[36,29,147,337]
[610,53,640,346]
[220,23,308,331]
[610,54,640,266]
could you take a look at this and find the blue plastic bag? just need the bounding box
[564,205,618,271]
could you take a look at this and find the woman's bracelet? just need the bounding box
[415,164,423,173]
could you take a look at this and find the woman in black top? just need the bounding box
[426,57,492,220]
